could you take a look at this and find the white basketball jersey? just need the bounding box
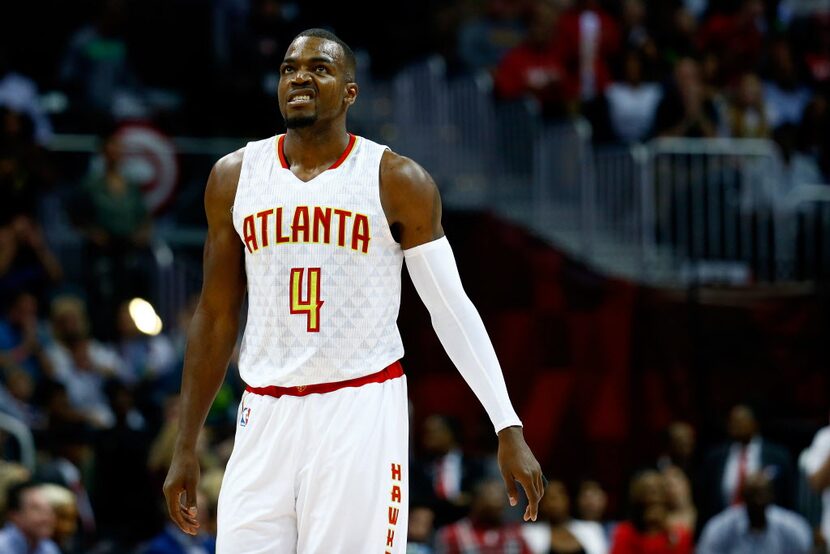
[231,134,405,387]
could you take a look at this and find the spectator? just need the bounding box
[39,484,79,554]
[772,123,825,200]
[683,0,709,22]
[0,48,53,146]
[0,367,42,428]
[412,414,485,528]
[72,131,152,339]
[0,481,60,554]
[698,0,767,80]
[555,0,621,103]
[0,462,30,514]
[654,6,699,68]
[408,499,436,554]
[522,480,608,554]
[609,471,693,554]
[36,424,96,542]
[211,0,305,135]
[148,394,219,481]
[777,0,830,26]
[656,422,696,477]
[802,413,830,544]
[92,381,156,546]
[493,0,575,117]
[44,295,124,428]
[457,0,528,75]
[763,40,813,130]
[697,472,812,554]
[0,113,38,220]
[797,95,830,179]
[0,141,63,302]
[603,50,662,143]
[724,72,772,138]
[59,0,142,120]
[803,15,830,92]
[115,300,176,386]
[700,404,795,525]
[0,290,53,381]
[661,466,696,533]
[654,57,720,138]
[619,0,658,72]
[435,479,532,554]
[575,480,614,539]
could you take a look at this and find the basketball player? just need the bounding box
[163,28,544,553]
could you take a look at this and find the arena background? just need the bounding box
[1,0,830,552]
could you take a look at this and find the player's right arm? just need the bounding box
[163,149,246,535]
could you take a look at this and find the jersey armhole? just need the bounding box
[374,146,402,247]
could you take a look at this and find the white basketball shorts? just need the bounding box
[216,362,409,553]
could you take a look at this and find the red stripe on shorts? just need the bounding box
[244,361,403,398]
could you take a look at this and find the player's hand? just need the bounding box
[163,449,201,535]
[497,426,544,521]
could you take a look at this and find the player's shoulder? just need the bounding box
[380,150,437,200]
[213,146,246,181]
[381,149,429,181]
[206,146,245,210]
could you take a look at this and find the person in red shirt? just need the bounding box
[436,479,533,554]
[697,0,766,83]
[554,0,620,103]
[493,0,577,117]
[610,470,693,554]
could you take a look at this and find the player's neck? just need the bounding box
[283,123,351,171]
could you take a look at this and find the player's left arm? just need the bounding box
[380,150,544,521]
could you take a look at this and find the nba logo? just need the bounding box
[240,406,251,427]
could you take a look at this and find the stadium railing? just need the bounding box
[43,60,830,326]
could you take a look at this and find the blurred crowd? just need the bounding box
[471,0,830,183]
[2,0,830,552]
[5,370,830,554]
[1,0,829,166]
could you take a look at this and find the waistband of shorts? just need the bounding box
[244,361,404,398]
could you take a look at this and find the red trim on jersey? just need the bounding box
[277,133,356,171]
[277,135,289,168]
[328,133,357,169]
[245,360,403,398]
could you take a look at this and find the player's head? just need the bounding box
[278,28,358,130]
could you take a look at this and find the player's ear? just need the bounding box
[344,82,358,107]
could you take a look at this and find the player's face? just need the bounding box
[278,37,356,129]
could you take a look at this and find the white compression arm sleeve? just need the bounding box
[404,236,522,433]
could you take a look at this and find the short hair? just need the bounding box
[5,481,40,513]
[292,28,356,81]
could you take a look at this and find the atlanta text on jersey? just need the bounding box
[241,205,371,254]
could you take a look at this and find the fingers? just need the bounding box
[182,481,200,534]
[163,482,200,536]
[177,490,201,535]
[163,483,188,533]
[185,480,197,512]
[501,471,519,507]
[179,500,200,528]
[518,472,542,522]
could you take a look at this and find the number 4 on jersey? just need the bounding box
[290,268,324,332]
